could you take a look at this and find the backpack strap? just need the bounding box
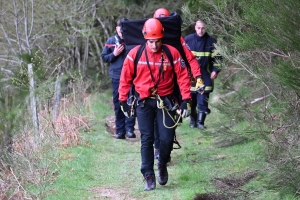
[134,44,145,78]
[162,44,183,106]
[129,44,145,100]
[162,45,174,68]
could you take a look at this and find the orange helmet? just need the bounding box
[142,18,164,39]
[153,8,170,18]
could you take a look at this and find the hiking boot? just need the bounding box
[197,124,206,129]
[114,132,125,139]
[126,131,136,138]
[190,112,197,128]
[197,112,207,130]
[190,121,196,128]
[157,161,168,185]
[144,174,156,191]
[154,148,159,160]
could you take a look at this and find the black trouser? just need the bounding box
[154,117,159,149]
[191,92,210,113]
[136,98,175,176]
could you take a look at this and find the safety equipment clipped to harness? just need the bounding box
[195,77,205,92]
[190,76,205,93]
[161,95,179,112]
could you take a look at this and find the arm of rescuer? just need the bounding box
[167,45,191,101]
[118,48,136,102]
[211,40,222,80]
[101,36,118,63]
[168,44,192,118]
[118,47,138,118]
[180,37,205,93]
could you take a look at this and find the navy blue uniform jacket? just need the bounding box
[184,33,221,92]
[101,34,126,80]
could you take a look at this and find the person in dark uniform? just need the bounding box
[101,19,136,139]
[185,19,222,129]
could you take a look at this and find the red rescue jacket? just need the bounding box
[119,44,191,101]
[180,37,201,78]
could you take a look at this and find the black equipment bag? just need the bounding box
[121,13,190,107]
[121,12,188,68]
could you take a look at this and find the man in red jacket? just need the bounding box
[119,18,192,191]
[152,8,205,160]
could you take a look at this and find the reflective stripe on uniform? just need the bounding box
[191,51,211,57]
[204,86,213,91]
[212,49,221,57]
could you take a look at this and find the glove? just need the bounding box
[120,101,130,118]
[180,100,191,118]
[195,77,205,93]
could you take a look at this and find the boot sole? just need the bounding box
[158,180,168,185]
[126,135,136,138]
[144,187,156,191]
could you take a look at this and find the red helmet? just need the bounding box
[153,8,170,18]
[142,18,164,39]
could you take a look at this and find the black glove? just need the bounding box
[120,101,130,118]
[180,100,191,118]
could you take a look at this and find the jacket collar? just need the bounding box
[115,33,124,42]
[145,43,163,56]
[195,32,208,41]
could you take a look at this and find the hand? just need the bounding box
[113,44,125,56]
[210,71,218,79]
[120,101,130,118]
[195,77,205,93]
[180,100,191,118]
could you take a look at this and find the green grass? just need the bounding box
[43,91,297,200]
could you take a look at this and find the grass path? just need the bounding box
[44,92,284,200]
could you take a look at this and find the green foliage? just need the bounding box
[0,81,25,157]
[237,0,300,51]
[182,0,300,196]
[14,50,47,85]
[122,0,169,6]
[273,59,300,92]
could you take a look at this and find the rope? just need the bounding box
[156,94,182,129]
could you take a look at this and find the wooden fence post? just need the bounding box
[28,63,39,144]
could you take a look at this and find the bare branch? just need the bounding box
[13,0,22,52]
[251,95,271,104]
[268,51,290,58]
